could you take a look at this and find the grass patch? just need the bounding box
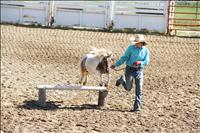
[175,8,200,19]
[174,1,200,19]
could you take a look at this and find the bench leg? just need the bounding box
[98,90,108,106]
[38,88,46,107]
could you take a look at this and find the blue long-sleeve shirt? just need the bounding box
[115,44,150,68]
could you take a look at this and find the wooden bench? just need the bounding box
[37,84,108,107]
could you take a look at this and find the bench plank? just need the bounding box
[38,84,107,91]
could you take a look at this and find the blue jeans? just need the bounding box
[118,65,143,110]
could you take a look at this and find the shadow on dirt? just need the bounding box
[17,100,59,110]
[18,100,101,111]
[18,100,133,113]
[61,104,101,110]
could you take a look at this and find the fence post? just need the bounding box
[48,0,55,27]
[167,0,175,35]
[107,1,115,30]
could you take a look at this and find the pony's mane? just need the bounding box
[89,46,109,58]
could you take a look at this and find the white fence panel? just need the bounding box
[140,15,166,31]
[115,15,139,29]
[1,6,21,23]
[56,10,80,26]
[81,12,106,27]
[1,1,49,25]
[54,1,109,28]
[114,1,168,32]
[22,8,47,25]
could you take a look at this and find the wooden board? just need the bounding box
[37,84,107,91]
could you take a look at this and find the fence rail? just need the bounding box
[168,24,200,27]
[172,5,200,8]
[170,11,200,15]
[169,18,200,21]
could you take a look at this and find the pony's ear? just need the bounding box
[108,51,112,56]
[103,51,110,57]
[105,51,112,57]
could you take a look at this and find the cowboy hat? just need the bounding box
[130,34,147,45]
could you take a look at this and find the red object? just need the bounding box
[134,61,141,65]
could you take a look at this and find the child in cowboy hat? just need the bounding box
[111,34,150,112]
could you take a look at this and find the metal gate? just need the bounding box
[167,0,200,35]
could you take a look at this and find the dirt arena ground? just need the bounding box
[1,24,200,133]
